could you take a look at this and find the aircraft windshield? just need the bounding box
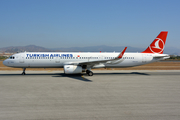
[9,56,15,59]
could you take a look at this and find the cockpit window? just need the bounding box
[9,56,15,59]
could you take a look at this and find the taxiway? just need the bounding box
[0,70,180,120]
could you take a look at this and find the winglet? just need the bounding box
[117,47,127,58]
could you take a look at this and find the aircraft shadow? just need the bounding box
[0,73,59,76]
[51,72,149,82]
[52,73,92,82]
[0,72,150,82]
[0,73,92,82]
[91,72,150,76]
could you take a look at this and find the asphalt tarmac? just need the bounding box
[0,70,180,120]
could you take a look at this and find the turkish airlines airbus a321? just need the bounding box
[3,31,169,76]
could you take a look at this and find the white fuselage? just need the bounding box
[3,52,169,68]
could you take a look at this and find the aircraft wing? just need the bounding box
[64,47,127,66]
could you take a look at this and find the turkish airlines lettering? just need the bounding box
[3,31,169,76]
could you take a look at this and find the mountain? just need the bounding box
[50,45,144,52]
[50,45,180,55]
[0,45,179,55]
[164,47,180,55]
[0,45,54,53]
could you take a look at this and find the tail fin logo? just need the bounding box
[142,31,168,54]
[149,38,164,53]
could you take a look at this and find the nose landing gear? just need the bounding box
[22,68,26,75]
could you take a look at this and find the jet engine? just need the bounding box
[64,65,84,74]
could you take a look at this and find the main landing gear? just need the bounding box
[86,70,93,76]
[22,68,26,75]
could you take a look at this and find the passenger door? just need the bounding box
[19,54,24,63]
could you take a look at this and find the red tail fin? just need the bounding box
[142,31,168,54]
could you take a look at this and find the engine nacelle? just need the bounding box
[64,65,83,74]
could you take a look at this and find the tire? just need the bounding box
[22,72,26,75]
[86,70,90,74]
[88,71,93,76]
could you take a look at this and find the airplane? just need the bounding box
[3,31,170,76]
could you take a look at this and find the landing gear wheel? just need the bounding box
[88,71,93,76]
[86,70,90,74]
[22,72,26,75]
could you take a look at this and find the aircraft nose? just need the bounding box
[3,60,8,66]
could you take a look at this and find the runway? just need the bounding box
[0,70,180,120]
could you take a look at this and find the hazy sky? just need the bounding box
[0,0,180,49]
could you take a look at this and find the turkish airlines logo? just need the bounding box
[149,38,164,53]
